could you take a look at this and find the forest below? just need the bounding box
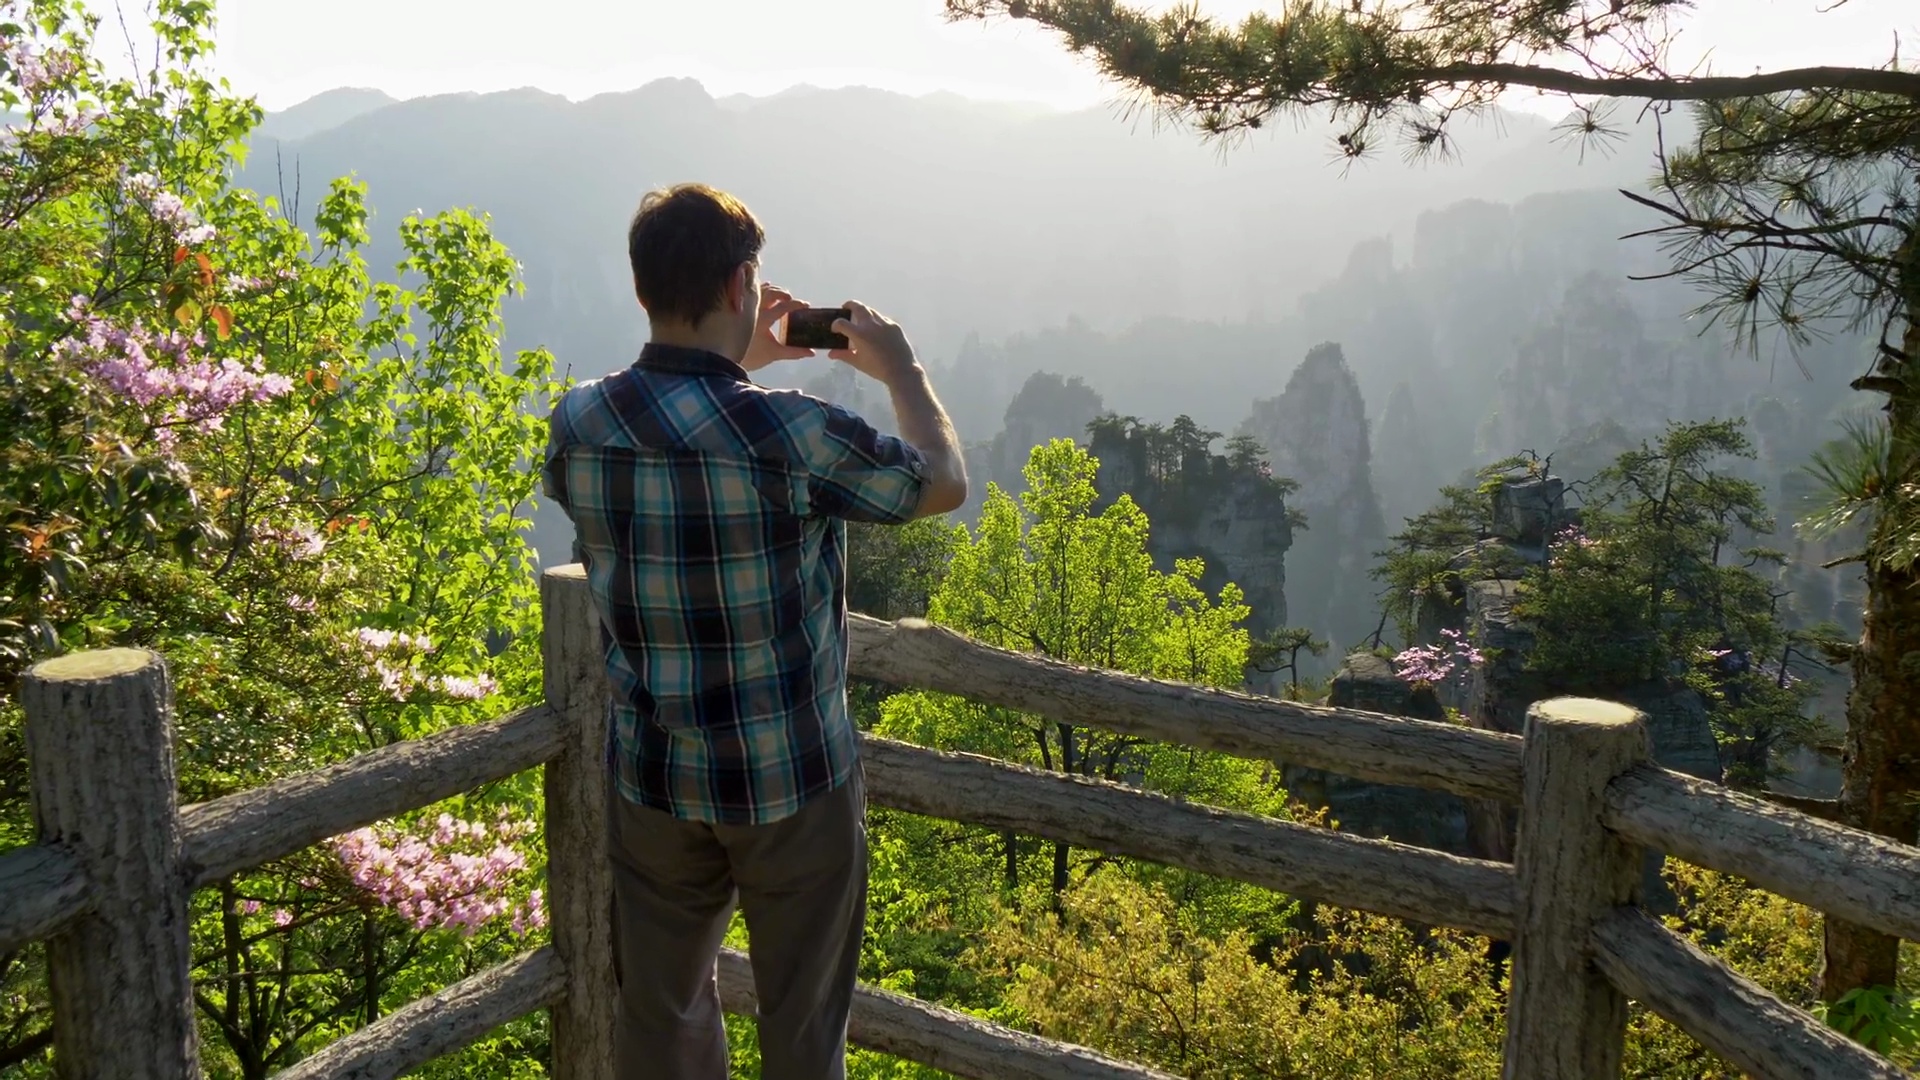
[3,1,1918,1077]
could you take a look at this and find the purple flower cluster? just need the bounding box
[233,897,295,928]
[224,267,301,293]
[352,626,500,702]
[333,811,546,937]
[124,171,215,245]
[4,40,81,97]
[1392,628,1486,687]
[257,521,325,560]
[55,304,292,446]
[1549,523,1600,566]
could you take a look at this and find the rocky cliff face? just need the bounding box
[1087,419,1294,662]
[1422,474,1725,904]
[961,371,1106,518]
[1283,653,1472,853]
[1238,343,1387,654]
[1372,380,1446,530]
[1472,275,1735,463]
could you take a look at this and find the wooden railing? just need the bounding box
[1,563,1917,1079]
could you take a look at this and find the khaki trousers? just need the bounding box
[606,767,868,1080]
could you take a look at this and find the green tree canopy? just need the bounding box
[0,2,562,1072]
[867,440,1291,986]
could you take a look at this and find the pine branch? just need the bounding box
[1428,62,1920,103]
[947,0,1920,126]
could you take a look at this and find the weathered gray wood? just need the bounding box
[1761,791,1844,822]
[714,947,1178,1080]
[541,565,619,1080]
[860,734,1517,939]
[1605,764,1920,944]
[848,614,1523,802]
[1591,907,1907,1080]
[179,702,563,887]
[0,842,90,955]
[1502,698,1649,1080]
[22,648,199,1078]
[275,947,566,1080]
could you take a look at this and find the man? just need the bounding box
[542,183,967,1079]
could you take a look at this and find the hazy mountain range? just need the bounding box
[239,80,1678,382]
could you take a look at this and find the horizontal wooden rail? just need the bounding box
[0,843,89,956]
[1605,765,1920,944]
[714,947,1178,1080]
[275,947,566,1080]
[848,615,1524,803]
[180,704,564,887]
[1590,907,1906,1080]
[859,734,1517,940]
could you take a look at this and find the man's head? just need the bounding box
[627,183,766,360]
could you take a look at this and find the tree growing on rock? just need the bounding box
[948,0,1919,1005]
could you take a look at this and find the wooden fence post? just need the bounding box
[1502,697,1649,1080]
[541,565,618,1079]
[21,648,199,1078]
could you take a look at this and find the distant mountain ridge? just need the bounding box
[242,79,1716,575]
[255,87,397,142]
[241,78,1670,376]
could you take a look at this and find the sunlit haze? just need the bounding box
[205,0,1911,117]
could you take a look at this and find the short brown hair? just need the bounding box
[626,184,765,324]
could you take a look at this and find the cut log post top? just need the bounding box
[1502,697,1650,1080]
[21,647,202,1078]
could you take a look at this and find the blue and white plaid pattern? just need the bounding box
[543,344,927,825]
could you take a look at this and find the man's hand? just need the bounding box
[831,300,967,517]
[829,301,919,385]
[741,286,813,372]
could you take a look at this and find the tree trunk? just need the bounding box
[1052,723,1076,911]
[1823,315,1920,1000]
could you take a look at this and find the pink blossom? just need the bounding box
[354,628,433,653]
[224,267,301,293]
[57,312,290,435]
[6,42,80,96]
[258,521,325,560]
[40,106,102,137]
[123,171,215,245]
[331,813,543,938]
[375,660,410,700]
[434,673,499,701]
[1392,628,1485,689]
[353,629,498,703]
[237,899,260,915]
[271,908,293,928]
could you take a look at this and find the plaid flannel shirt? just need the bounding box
[542,343,928,825]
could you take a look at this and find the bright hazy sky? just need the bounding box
[202,0,1912,117]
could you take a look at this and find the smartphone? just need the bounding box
[783,307,850,351]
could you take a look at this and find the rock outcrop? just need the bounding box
[1283,653,1472,853]
[962,371,1106,518]
[1087,417,1294,659]
[1425,473,1724,906]
[1372,380,1445,529]
[1238,343,1387,655]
